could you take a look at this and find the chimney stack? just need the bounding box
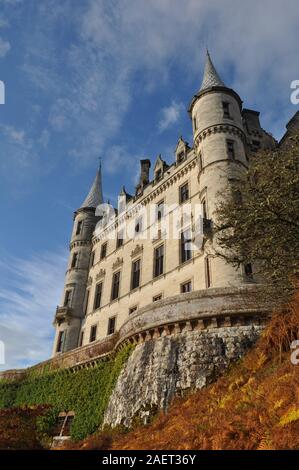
[136,159,151,195]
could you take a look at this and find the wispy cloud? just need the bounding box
[158,101,184,133]
[0,124,25,144]
[0,249,67,369]
[0,37,10,57]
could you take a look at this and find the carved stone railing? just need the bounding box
[0,285,270,381]
[53,306,73,325]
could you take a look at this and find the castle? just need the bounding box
[52,51,280,357]
[1,51,297,428]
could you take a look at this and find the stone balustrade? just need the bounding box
[0,285,269,381]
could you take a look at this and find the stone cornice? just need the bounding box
[194,123,246,150]
[70,240,91,250]
[188,86,243,115]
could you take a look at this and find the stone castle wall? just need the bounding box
[1,286,269,429]
[104,324,263,427]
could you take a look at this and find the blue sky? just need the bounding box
[0,0,298,369]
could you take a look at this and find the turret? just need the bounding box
[52,166,103,355]
[189,51,248,287]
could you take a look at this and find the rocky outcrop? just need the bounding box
[103,325,263,427]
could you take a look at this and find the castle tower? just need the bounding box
[52,166,103,355]
[189,51,248,287]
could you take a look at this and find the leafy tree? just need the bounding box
[214,134,299,306]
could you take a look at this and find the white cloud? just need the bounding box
[0,124,26,144]
[0,250,67,370]
[38,129,50,148]
[158,101,185,133]
[8,0,299,177]
[0,37,10,57]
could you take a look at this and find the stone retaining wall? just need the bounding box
[103,324,264,427]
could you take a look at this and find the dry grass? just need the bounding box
[65,298,299,450]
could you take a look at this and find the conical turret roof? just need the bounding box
[80,164,104,209]
[199,50,225,92]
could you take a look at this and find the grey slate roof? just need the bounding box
[80,165,104,209]
[199,50,225,92]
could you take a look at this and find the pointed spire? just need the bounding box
[199,50,225,92]
[80,162,104,209]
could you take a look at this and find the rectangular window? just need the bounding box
[64,290,72,307]
[193,117,197,131]
[111,271,121,300]
[135,216,143,234]
[89,251,95,268]
[100,242,107,260]
[94,282,102,310]
[180,229,192,263]
[153,293,162,302]
[222,101,231,118]
[181,280,192,293]
[84,290,90,316]
[205,257,211,288]
[131,259,141,290]
[198,152,203,172]
[129,305,138,315]
[179,182,189,203]
[76,220,83,235]
[56,331,65,353]
[71,253,78,269]
[89,324,97,343]
[202,199,207,219]
[244,263,253,278]
[157,200,164,221]
[79,331,84,347]
[226,139,235,159]
[154,244,164,277]
[107,317,116,336]
[116,230,124,249]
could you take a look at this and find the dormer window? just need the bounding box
[154,155,168,182]
[155,168,162,181]
[177,151,185,163]
[176,138,190,164]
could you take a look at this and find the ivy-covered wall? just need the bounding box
[0,344,133,440]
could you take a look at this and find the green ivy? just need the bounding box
[0,344,133,440]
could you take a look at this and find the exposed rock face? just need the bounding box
[103,325,263,427]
